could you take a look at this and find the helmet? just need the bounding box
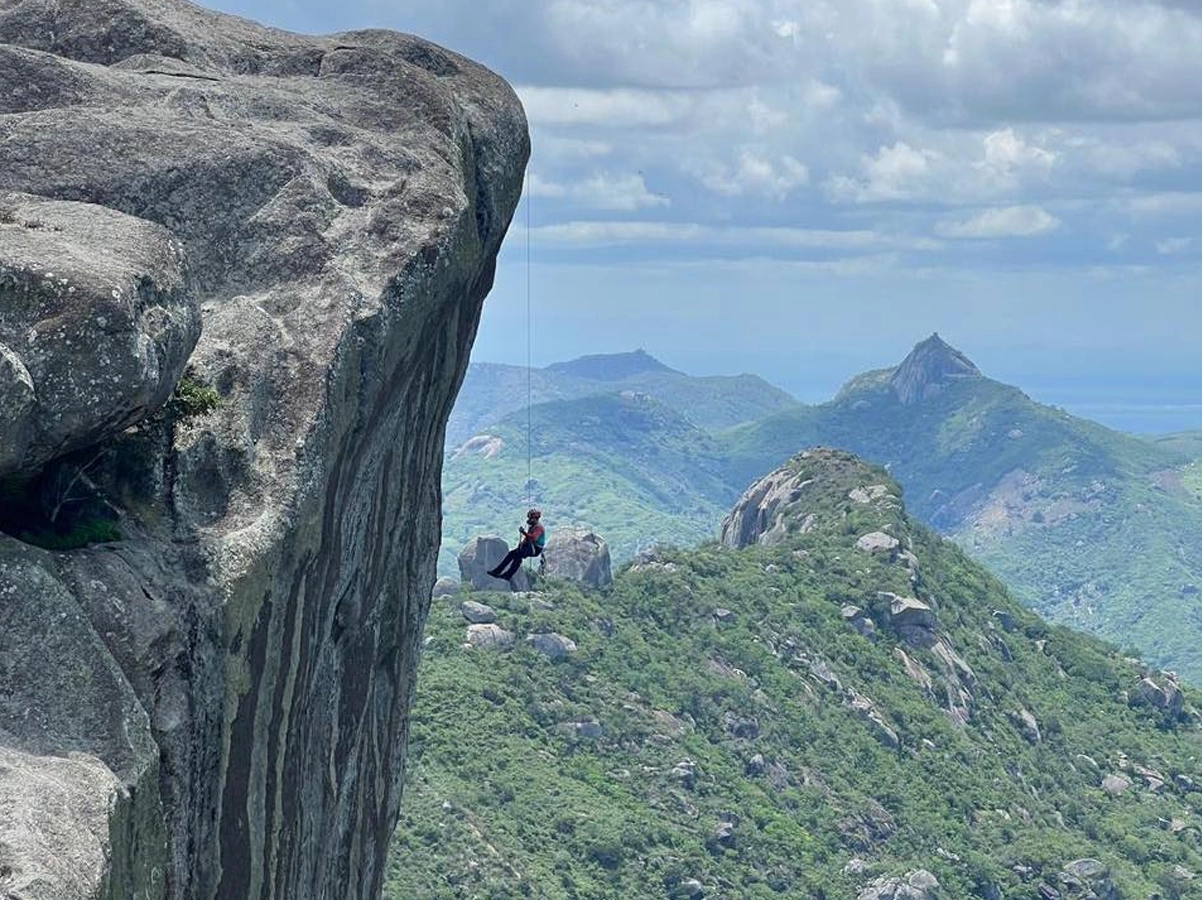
[527,508,542,520]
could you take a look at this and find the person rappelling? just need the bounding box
[488,508,546,581]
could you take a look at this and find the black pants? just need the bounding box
[491,543,539,579]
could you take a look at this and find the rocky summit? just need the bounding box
[0,2,528,899]
[889,333,983,405]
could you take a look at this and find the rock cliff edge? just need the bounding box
[0,1,528,897]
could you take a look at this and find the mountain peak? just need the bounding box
[545,349,679,381]
[890,334,982,404]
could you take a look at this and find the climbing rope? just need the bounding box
[525,168,533,506]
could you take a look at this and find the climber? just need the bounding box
[488,508,546,581]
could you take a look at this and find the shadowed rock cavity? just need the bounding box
[0,1,528,898]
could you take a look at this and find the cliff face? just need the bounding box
[0,2,529,898]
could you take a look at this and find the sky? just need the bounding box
[211,0,1202,431]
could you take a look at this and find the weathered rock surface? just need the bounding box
[721,463,817,548]
[527,632,578,660]
[0,194,198,475]
[541,526,612,587]
[432,575,460,597]
[890,332,981,405]
[1059,858,1119,899]
[459,535,532,592]
[0,2,528,898]
[858,869,941,900]
[461,599,497,624]
[466,623,516,651]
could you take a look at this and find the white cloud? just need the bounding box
[1126,192,1202,216]
[689,151,810,199]
[519,86,699,128]
[530,173,669,211]
[936,205,1061,239]
[1156,236,1193,255]
[827,142,943,202]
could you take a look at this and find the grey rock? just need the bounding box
[1016,708,1042,744]
[745,753,766,776]
[1101,774,1131,796]
[0,2,528,898]
[992,609,1016,632]
[858,869,940,900]
[890,333,981,405]
[707,820,736,852]
[672,877,705,899]
[466,624,516,651]
[527,632,578,660]
[671,759,698,790]
[541,526,612,587]
[857,531,900,553]
[460,600,497,624]
[432,576,459,598]
[720,463,817,548]
[573,720,603,740]
[713,607,735,623]
[0,193,199,477]
[1131,674,1185,720]
[721,711,760,740]
[459,535,531,592]
[1059,858,1119,900]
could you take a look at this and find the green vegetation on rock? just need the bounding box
[394,450,1202,899]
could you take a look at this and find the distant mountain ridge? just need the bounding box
[443,339,1202,680]
[545,348,680,380]
[446,351,800,446]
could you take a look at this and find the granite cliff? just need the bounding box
[0,1,528,897]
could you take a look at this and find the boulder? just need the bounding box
[460,600,497,625]
[0,3,528,898]
[857,532,900,554]
[458,536,531,592]
[541,526,612,587]
[878,592,937,646]
[858,870,940,900]
[1101,774,1130,796]
[432,576,459,598]
[1016,708,1042,744]
[527,632,578,661]
[1059,859,1119,900]
[1131,675,1185,719]
[671,878,705,899]
[465,624,516,651]
[0,194,199,476]
[706,820,736,853]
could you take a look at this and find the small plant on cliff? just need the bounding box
[168,375,221,421]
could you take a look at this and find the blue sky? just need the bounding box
[211,0,1201,431]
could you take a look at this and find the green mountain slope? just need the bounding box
[725,336,1202,679]
[393,450,1202,899]
[447,350,800,446]
[440,392,738,573]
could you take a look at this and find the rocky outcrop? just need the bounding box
[459,535,532,592]
[0,2,528,898]
[890,333,981,405]
[1058,859,1119,899]
[1131,673,1186,720]
[527,632,578,660]
[0,194,199,475]
[721,463,817,548]
[858,870,941,900]
[541,526,612,587]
